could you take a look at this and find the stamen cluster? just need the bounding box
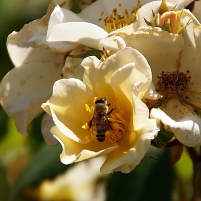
[99,1,142,33]
[157,71,191,97]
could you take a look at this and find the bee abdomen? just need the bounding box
[96,131,106,142]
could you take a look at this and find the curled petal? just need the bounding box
[47,22,108,49]
[41,114,59,146]
[8,19,75,53]
[99,23,138,51]
[151,98,201,147]
[83,47,151,100]
[51,126,117,164]
[47,6,85,38]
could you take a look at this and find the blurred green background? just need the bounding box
[0,0,194,201]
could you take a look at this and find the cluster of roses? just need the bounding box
[1,0,201,173]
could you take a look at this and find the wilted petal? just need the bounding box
[151,98,201,147]
[1,48,65,136]
[184,91,201,109]
[122,26,184,84]
[7,20,76,58]
[62,45,85,80]
[193,1,201,22]
[180,10,201,92]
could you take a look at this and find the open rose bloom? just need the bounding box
[0,0,109,145]
[42,47,158,173]
[99,0,201,148]
[1,0,201,174]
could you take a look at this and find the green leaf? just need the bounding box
[0,106,9,141]
[106,148,174,201]
[71,0,82,13]
[152,125,174,148]
[27,113,45,152]
[9,143,69,201]
[72,48,102,59]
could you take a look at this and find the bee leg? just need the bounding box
[107,120,112,129]
[107,108,115,116]
[88,118,93,130]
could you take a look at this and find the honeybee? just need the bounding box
[88,97,114,142]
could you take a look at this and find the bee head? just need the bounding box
[95,97,107,104]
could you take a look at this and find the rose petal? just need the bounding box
[109,48,151,100]
[41,114,59,146]
[169,0,195,10]
[109,63,149,129]
[180,10,201,92]
[51,126,117,164]
[47,22,108,49]
[193,1,201,22]
[78,0,148,26]
[132,93,150,131]
[122,26,184,85]
[144,82,163,100]
[7,20,77,63]
[83,47,151,102]
[101,119,158,173]
[42,78,95,143]
[184,91,201,109]
[99,24,138,51]
[1,48,65,136]
[151,98,201,147]
[47,6,85,38]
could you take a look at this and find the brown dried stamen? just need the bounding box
[157,71,191,97]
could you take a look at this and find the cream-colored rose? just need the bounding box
[100,2,201,147]
[0,0,106,145]
[42,47,158,173]
[99,1,201,147]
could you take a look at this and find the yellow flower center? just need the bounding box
[82,97,127,143]
[157,71,191,97]
[98,1,142,33]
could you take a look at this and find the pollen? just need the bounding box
[157,71,191,97]
[106,112,127,143]
[82,99,127,143]
[98,1,142,33]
